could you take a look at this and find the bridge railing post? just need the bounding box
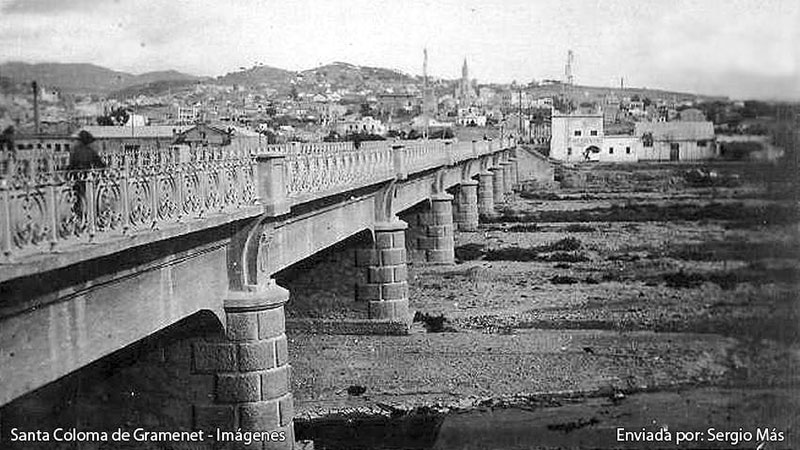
[444,141,454,166]
[392,144,407,180]
[255,152,290,217]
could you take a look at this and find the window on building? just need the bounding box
[609,147,614,154]
[567,147,572,155]
[697,140,707,147]
[64,144,70,151]
[642,132,653,147]
[626,147,631,154]
[574,130,582,136]
[55,144,61,151]
[590,130,598,136]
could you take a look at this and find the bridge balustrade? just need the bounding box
[283,144,395,202]
[0,138,510,261]
[0,144,257,261]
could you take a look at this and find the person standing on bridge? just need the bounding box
[67,130,106,219]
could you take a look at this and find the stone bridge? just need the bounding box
[0,137,549,448]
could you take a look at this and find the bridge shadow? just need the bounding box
[1,310,222,448]
[277,229,373,322]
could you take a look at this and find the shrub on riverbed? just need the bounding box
[536,237,582,252]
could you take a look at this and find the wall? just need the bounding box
[639,139,717,161]
[515,147,555,186]
[550,114,604,162]
[596,136,640,162]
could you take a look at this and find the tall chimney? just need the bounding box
[32,81,40,134]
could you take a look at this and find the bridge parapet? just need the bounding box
[0,138,513,269]
[0,144,257,263]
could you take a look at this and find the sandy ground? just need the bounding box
[287,162,799,448]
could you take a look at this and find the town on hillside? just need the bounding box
[1,52,797,167]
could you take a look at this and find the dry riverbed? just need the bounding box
[286,162,799,449]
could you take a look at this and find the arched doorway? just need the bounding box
[583,145,601,161]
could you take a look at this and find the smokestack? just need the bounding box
[32,81,40,134]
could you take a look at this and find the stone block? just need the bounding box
[393,265,408,282]
[416,236,435,250]
[381,282,408,300]
[226,311,260,342]
[258,308,285,340]
[261,365,291,400]
[427,248,455,265]
[368,299,406,320]
[278,394,294,427]
[193,342,237,374]
[356,283,382,301]
[193,404,235,430]
[238,340,276,372]
[368,266,394,284]
[355,249,379,267]
[216,373,261,403]
[239,399,280,430]
[427,224,453,238]
[275,335,289,367]
[380,248,406,266]
[391,230,406,249]
[375,231,394,249]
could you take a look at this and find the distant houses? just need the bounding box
[550,112,717,162]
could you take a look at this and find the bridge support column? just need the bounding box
[193,283,294,449]
[477,171,495,219]
[508,157,519,188]
[490,165,505,206]
[422,193,455,264]
[453,180,479,231]
[501,161,514,196]
[356,221,410,321]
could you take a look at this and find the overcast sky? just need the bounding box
[0,0,797,100]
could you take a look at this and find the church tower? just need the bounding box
[458,57,472,107]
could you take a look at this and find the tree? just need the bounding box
[96,108,129,126]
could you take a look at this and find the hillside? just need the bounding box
[215,64,295,88]
[532,82,726,103]
[0,62,200,94]
[109,78,205,100]
[301,62,417,85]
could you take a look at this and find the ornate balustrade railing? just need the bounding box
[283,144,395,202]
[1,137,512,261]
[402,140,448,173]
[0,145,257,260]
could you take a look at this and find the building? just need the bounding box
[75,125,192,151]
[175,123,232,146]
[635,121,717,161]
[455,58,476,107]
[376,93,421,118]
[335,116,387,136]
[551,113,717,163]
[549,112,605,161]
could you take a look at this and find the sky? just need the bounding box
[0,0,798,100]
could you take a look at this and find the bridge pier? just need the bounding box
[477,170,496,219]
[490,165,506,206]
[507,157,519,189]
[356,221,410,321]
[422,193,456,264]
[453,180,479,231]
[401,194,456,265]
[192,284,295,449]
[501,160,514,195]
